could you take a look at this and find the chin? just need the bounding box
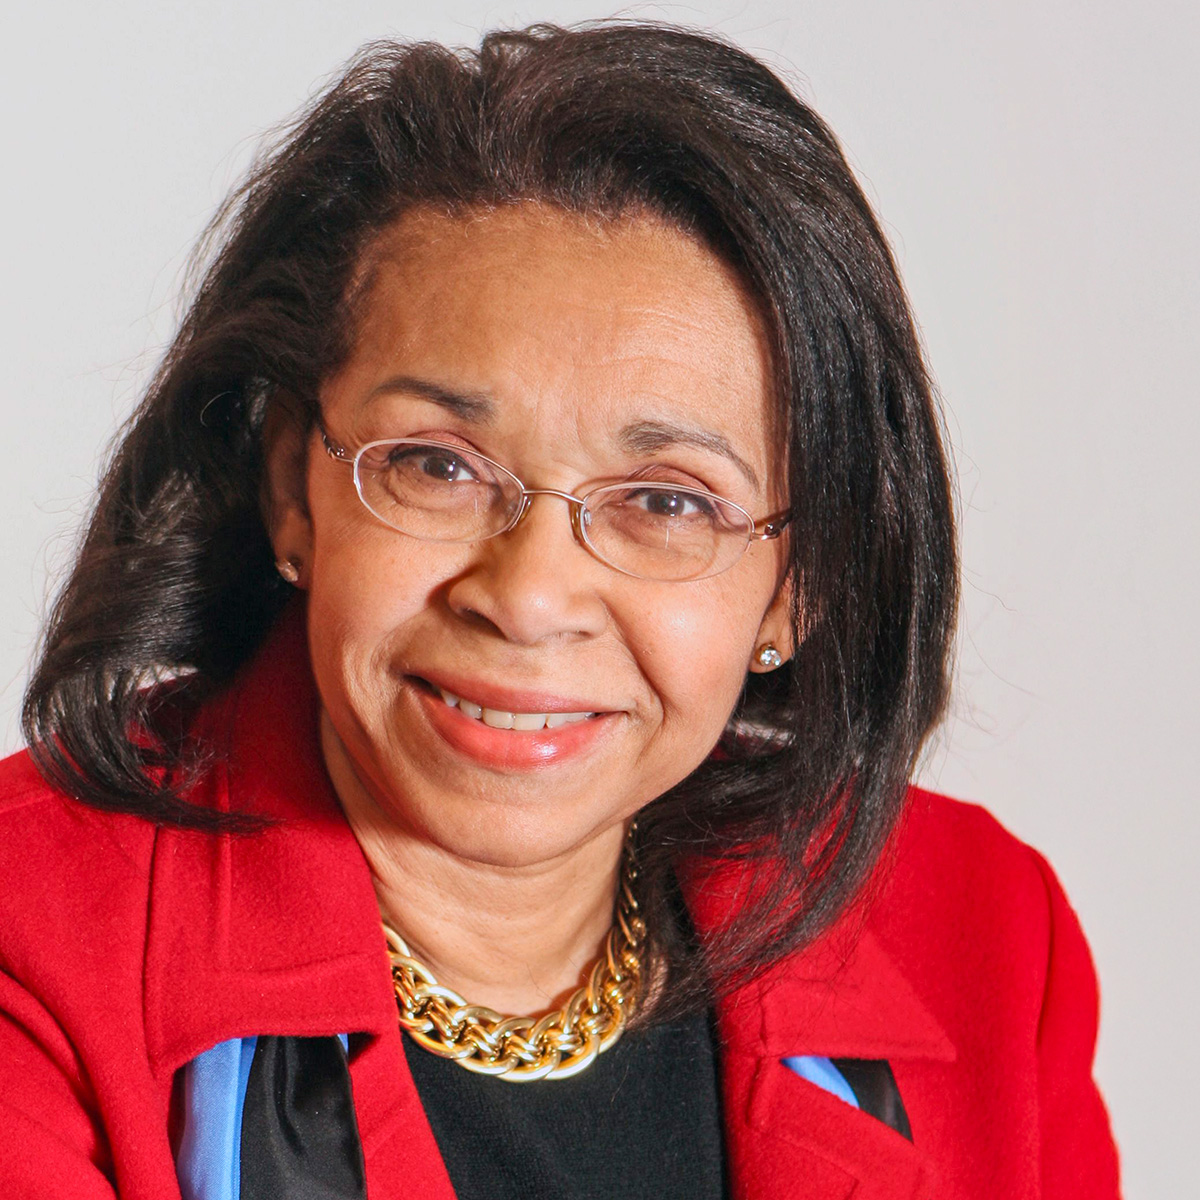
[422,803,628,871]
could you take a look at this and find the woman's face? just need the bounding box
[271,204,791,869]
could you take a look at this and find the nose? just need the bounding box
[444,490,609,645]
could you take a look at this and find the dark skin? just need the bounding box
[265,204,793,1015]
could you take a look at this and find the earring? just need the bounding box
[275,557,301,584]
[754,643,783,670]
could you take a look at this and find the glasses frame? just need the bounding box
[319,426,790,582]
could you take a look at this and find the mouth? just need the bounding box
[410,674,605,731]
[408,674,612,769]
[433,686,596,731]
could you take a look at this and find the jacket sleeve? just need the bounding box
[0,970,118,1198]
[1029,850,1121,1198]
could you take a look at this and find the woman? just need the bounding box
[0,22,1118,1200]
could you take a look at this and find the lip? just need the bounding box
[413,681,615,769]
[412,669,617,718]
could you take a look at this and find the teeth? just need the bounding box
[511,712,547,731]
[438,688,594,731]
[546,711,589,728]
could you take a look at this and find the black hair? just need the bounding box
[23,22,957,1015]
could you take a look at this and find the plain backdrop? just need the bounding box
[2,1,1195,1193]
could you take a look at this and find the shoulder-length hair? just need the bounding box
[24,22,956,1013]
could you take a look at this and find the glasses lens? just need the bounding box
[353,440,520,540]
[583,483,754,581]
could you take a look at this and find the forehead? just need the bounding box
[333,204,780,491]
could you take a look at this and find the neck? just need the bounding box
[364,829,625,1015]
[327,745,626,1018]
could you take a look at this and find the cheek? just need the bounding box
[308,541,406,648]
[633,589,762,728]
[304,528,456,696]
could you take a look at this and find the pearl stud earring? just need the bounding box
[755,643,783,670]
[275,557,301,584]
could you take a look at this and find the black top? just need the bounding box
[234,1030,911,1200]
[402,1011,727,1200]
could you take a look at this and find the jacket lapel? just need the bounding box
[143,607,953,1200]
[142,606,457,1200]
[686,861,955,1200]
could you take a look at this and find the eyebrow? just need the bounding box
[365,377,760,490]
[618,419,760,490]
[368,375,496,422]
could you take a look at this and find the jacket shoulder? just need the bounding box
[888,785,1056,908]
[0,747,158,995]
[0,744,158,864]
[899,784,1040,862]
[871,786,1092,1033]
[0,744,58,814]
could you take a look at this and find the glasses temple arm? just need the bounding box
[750,512,791,541]
[320,426,355,465]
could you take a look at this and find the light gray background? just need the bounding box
[2,1,1195,1193]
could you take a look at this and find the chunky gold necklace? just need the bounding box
[383,835,645,1082]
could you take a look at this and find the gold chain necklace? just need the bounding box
[383,833,645,1082]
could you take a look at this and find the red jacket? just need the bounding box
[0,615,1119,1199]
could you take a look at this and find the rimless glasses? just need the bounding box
[321,428,790,583]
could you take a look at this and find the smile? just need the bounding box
[412,674,613,770]
[436,687,597,731]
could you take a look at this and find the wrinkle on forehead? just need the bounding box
[338,200,786,496]
[353,200,769,338]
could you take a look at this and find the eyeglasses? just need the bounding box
[320,428,790,582]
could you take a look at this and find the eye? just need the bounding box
[625,486,718,520]
[416,449,475,482]
[382,443,483,484]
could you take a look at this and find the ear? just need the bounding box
[260,398,314,588]
[748,569,799,673]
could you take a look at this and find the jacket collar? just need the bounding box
[143,604,396,1078]
[682,852,954,1062]
[143,606,459,1197]
[143,604,954,1200]
[685,850,955,1198]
